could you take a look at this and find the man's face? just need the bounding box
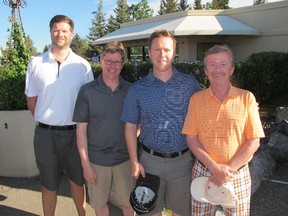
[100,52,123,81]
[204,51,234,87]
[148,36,175,73]
[50,22,73,49]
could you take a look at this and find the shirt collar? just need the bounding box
[147,67,181,83]
[47,48,74,63]
[205,84,238,100]
[97,74,124,92]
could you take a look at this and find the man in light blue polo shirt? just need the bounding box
[121,29,201,216]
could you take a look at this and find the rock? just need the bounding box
[276,106,288,122]
[267,131,288,162]
[249,145,277,194]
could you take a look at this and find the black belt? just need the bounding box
[142,145,189,158]
[38,122,76,130]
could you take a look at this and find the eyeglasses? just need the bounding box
[102,59,123,66]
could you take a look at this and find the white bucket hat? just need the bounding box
[190,177,238,208]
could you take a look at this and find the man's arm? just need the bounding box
[26,96,38,116]
[228,138,260,171]
[76,122,96,184]
[125,122,145,179]
[187,135,236,186]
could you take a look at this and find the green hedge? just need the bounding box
[232,52,288,103]
[92,60,209,88]
[1,51,287,110]
[91,52,288,104]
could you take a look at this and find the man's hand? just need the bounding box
[131,161,145,179]
[83,164,97,184]
[209,164,236,186]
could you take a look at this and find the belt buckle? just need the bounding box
[162,153,172,158]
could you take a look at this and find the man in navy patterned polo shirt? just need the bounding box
[121,30,201,216]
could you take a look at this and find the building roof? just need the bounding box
[95,10,259,45]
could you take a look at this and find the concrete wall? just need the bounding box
[0,110,38,177]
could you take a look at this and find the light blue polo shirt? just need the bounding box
[121,68,201,153]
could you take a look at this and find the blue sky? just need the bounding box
[0,0,281,52]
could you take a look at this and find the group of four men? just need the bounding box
[25,14,264,216]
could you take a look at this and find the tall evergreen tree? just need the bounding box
[253,0,268,5]
[210,0,230,9]
[43,44,51,53]
[158,0,179,15]
[86,0,107,59]
[158,0,165,15]
[25,35,38,56]
[106,14,118,34]
[129,0,154,21]
[179,0,190,11]
[114,0,131,29]
[194,0,203,10]
[70,33,88,59]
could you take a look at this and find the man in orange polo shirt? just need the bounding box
[182,44,264,216]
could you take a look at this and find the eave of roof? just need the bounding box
[94,10,259,45]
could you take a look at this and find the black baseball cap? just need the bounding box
[130,172,160,215]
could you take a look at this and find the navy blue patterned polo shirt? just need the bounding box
[121,67,201,153]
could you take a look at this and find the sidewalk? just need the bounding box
[0,175,122,216]
[1,163,288,216]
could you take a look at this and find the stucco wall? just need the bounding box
[0,110,38,177]
[224,1,288,61]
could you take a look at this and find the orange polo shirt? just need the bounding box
[182,85,265,164]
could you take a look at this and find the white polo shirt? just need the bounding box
[25,48,94,125]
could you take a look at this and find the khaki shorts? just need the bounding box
[87,160,135,209]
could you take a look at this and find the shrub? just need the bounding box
[0,18,30,110]
[232,52,288,103]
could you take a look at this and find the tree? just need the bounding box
[43,44,51,53]
[87,0,107,59]
[179,0,190,11]
[253,0,268,5]
[0,18,31,110]
[129,0,154,21]
[209,0,230,9]
[25,35,38,56]
[70,34,88,59]
[158,0,179,15]
[158,0,165,15]
[194,0,203,10]
[106,14,118,34]
[114,0,131,29]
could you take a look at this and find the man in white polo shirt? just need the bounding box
[25,15,94,216]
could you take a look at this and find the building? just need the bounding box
[95,1,288,62]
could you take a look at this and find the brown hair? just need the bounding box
[204,44,235,66]
[148,29,177,50]
[101,41,125,62]
[49,15,74,32]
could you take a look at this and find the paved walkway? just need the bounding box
[1,163,288,216]
[0,175,121,216]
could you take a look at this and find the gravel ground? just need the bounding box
[250,162,288,216]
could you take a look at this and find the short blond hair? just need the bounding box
[149,29,177,50]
